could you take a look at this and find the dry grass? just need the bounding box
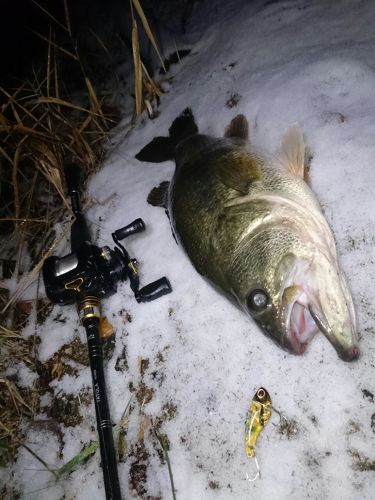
[0,95,110,471]
[0,5,115,471]
[0,74,112,310]
[0,0,165,477]
[0,325,35,466]
[129,0,164,117]
[0,16,115,302]
[0,0,165,308]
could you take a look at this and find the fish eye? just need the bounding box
[247,289,269,312]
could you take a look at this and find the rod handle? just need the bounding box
[84,317,122,500]
[64,163,81,196]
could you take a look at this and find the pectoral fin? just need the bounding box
[147,181,170,208]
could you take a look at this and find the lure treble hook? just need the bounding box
[246,455,260,482]
[270,405,289,427]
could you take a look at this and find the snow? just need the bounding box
[2,0,375,498]
[6,361,39,388]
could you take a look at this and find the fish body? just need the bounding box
[136,109,358,361]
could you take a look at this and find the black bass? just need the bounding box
[136,109,359,361]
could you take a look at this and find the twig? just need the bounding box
[131,0,166,72]
[0,421,58,480]
[32,31,79,61]
[1,221,72,314]
[152,423,177,500]
[31,0,69,33]
[63,0,72,37]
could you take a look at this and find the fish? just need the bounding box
[136,108,359,361]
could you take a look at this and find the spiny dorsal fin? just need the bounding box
[279,127,305,178]
[147,181,169,208]
[224,114,249,140]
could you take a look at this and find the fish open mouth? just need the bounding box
[278,256,359,360]
[286,299,319,354]
[282,291,359,360]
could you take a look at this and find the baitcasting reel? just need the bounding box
[43,217,172,307]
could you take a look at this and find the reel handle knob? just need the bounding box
[113,218,146,241]
[136,277,172,303]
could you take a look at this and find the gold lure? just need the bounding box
[245,387,272,480]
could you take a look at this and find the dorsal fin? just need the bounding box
[224,114,249,140]
[279,127,305,178]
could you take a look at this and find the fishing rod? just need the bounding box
[42,164,172,499]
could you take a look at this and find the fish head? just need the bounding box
[232,236,358,361]
[278,252,358,361]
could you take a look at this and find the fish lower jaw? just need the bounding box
[339,345,360,362]
[287,330,311,354]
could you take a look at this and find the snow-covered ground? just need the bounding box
[3,0,375,498]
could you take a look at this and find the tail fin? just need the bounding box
[279,127,305,178]
[135,136,174,163]
[135,108,198,163]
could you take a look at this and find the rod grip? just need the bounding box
[64,163,81,195]
[84,317,122,500]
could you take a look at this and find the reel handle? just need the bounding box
[113,218,146,241]
[136,277,172,303]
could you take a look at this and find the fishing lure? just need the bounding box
[245,387,272,481]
